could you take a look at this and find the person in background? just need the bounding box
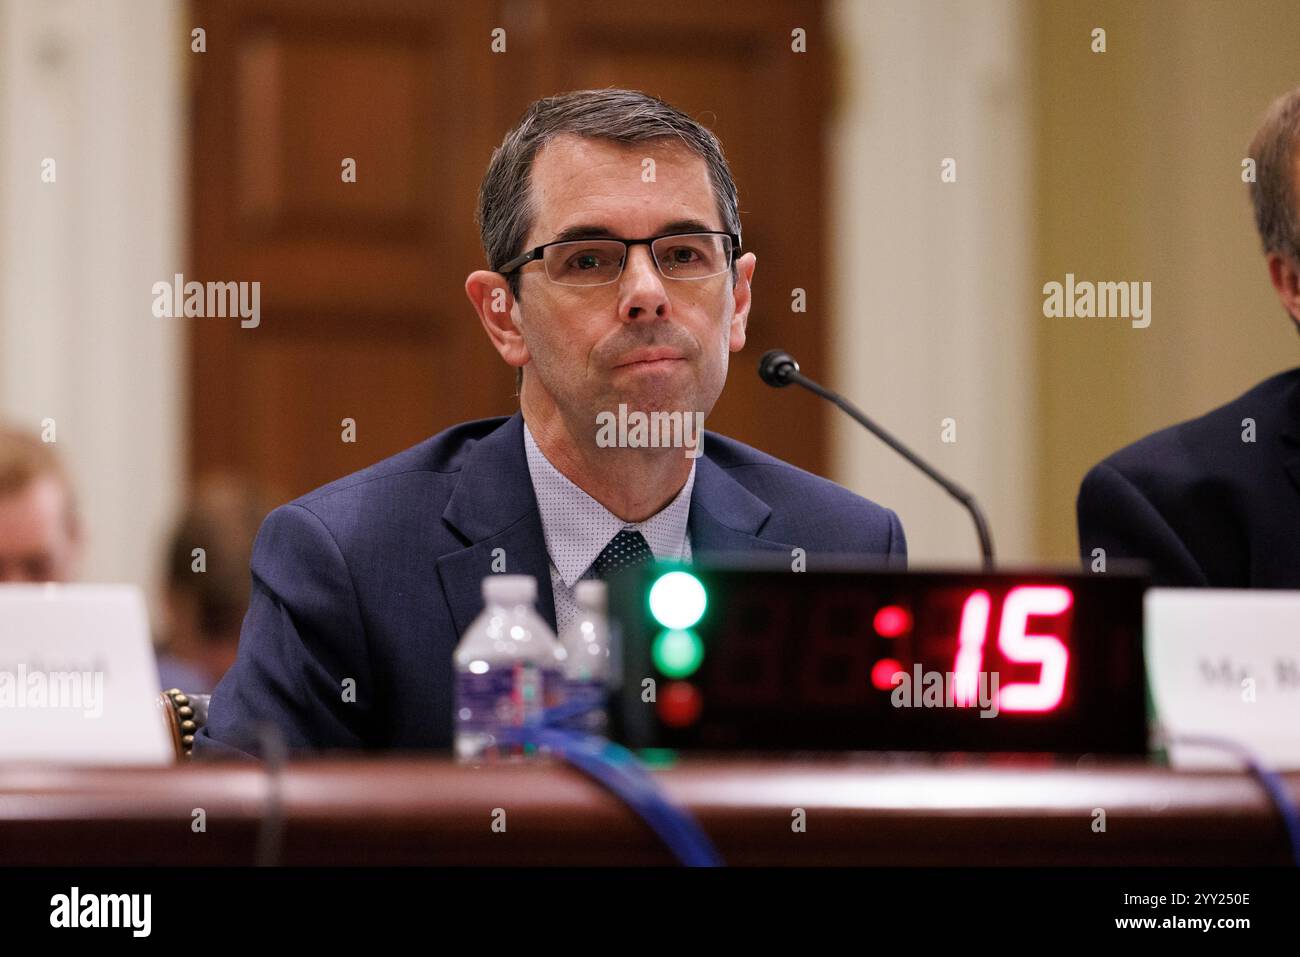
[156,479,275,694]
[0,425,81,583]
[0,423,262,693]
[1077,86,1300,587]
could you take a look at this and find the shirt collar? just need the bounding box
[523,421,695,586]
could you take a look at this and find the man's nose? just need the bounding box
[618,244,670,321]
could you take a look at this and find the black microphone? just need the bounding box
[759,349,995,568]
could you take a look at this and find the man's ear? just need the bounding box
[1266,252,1300,326]
[728,252,756,353]
[465,270,530,369]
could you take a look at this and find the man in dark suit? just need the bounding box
[197,89,904,757]
[1077,88,1300,588]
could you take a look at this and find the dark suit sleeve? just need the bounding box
[885,507,907,568]
[1076,461,1207,586]
[193,503,376,758]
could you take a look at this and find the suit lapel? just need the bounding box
[688,449,795,561]
[435,413,558,635]
[436,422,796,639]
[435,519,557,636]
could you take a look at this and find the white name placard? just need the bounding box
[1146,588,1300,770]
[0,584,172,765]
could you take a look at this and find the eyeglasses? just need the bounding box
[497,231,740,287]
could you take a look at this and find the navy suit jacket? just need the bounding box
[196,412,906,757]
[1076,368,1300,587]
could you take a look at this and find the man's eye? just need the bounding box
[567,252,606,270]
[663,246,702,263]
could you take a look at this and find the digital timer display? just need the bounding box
[607,566,1148,754]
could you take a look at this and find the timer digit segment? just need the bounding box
[709,590,790,706]
[950,585,1074,713]
[797,588,882,706]
[997,585,1072,712]
[953,590,992,706]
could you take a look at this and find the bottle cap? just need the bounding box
[575,579,607,611]
[482,574,537,606]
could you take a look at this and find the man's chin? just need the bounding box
[600,390,698,418]
[580,367,721,426]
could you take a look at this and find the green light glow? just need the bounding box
[648,571,707,629]
[652,628,704,678]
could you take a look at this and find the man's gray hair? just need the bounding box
[1249,86,1300,262]
[476,88,742,302]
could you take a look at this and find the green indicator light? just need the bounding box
[648,571,707,629]
[637,748,679,769]
[653,628,704,678]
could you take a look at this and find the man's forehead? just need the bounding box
[528,134,720,239]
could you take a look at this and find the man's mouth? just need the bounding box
[614,348,687,369]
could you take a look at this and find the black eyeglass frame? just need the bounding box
[496,230,743,283]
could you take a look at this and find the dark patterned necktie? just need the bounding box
[586,528,654,580]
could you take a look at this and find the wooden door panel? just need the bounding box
[235,34,431,233]
[192,0,511,497]
[244,336,442,495]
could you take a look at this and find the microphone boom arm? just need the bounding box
[761,350,996,568]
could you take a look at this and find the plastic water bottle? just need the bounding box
[557,580,610,734]
[454,575,565,761]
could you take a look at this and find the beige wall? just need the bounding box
[832,0,1300,566]
[829,0,1036,567]
[0,0,184,602]
[1032,0,1300,561]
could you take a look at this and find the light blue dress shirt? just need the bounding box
[523,421,694,636]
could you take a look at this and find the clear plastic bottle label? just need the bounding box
[456,661,545,733]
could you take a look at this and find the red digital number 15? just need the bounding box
[952,586,1072,712]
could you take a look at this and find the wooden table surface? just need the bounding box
[1,755,1295,865]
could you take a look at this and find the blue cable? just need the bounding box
[495,701,724,867]
[1165,733,1300,867]
[498,707,722,867]
[497,728,720,867]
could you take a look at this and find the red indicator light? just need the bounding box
[873,604,912,638]
[870,657,904,691]
[658,682,703,727]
